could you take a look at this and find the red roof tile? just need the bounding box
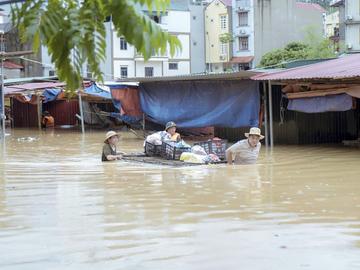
[4,61,23,69]
[252,54,360,81]
[296,2,326,13]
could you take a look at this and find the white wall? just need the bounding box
[346,0,360,21]
[164,61,190,76]
[135,61,163,77]
[164,10,191,33]
[113,60,135,78]
[169,34,190,59]
[113,32,135,59]
[346,24,360,51]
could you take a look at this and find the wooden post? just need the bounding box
[37,94,42,130]
[78,91,85,134]
[263,81,269,148]
[268,80,274,149]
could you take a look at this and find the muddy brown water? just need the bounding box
[0,129,360,270]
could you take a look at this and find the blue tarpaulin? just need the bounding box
[43,88,61,103]
[287,94,353,113]
[84,84,111,99]
[139,80,260,128]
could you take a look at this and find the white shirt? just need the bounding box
[226,139,261,164]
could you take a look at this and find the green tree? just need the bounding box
[12,0,181,92]
[259,27,337,68]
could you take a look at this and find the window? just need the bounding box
[169,63,178,70]
[120,37,127,50]
[145,67,154,77]
[238,12,248,26]
[238,63,250,71]
[120,66,128,78]
[220,43,227,55]
[239,36,249,50]
[49,70,55,76]
[220,15,227,30]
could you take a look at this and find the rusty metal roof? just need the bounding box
[5,82,65,95]
[252,54,360,81]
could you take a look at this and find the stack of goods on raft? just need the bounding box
[144,122,227,164]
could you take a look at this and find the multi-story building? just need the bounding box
[113,1,191,78]
[189,3,206,73]
[331,0,360,53]
[325,10,340,51]
[204,0,232,72]
[232,0,325,69]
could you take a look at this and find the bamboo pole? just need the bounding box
[37,94,42,130]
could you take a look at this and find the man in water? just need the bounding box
[102,131,123,161]
[225,127,264,165]
[41,111,55,128]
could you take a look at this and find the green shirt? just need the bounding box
[102,143,117,162]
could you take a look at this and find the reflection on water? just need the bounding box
[1,129,360,270]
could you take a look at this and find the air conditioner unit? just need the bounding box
[346,15,353,20]
[219,55,227,60]
[347,43,353,49]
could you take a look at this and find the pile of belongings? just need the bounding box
[180,145,221,164]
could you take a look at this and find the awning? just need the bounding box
[287,94,353,113]
[230,56,254,64]
[139,80,260,128]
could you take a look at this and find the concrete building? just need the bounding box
[189,3,206,73]
[231,0,325,69]
[325,10,340,51]
[331,0,360,53]
[325,11,340,38]
[113,1,191,79]
[204,0,232,72]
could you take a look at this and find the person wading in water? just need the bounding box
[225,127,264,165]
[101,131,124,161]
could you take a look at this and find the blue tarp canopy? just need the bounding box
[84,84,111,99]
[139,80,260,128]
[287,94,353,113]
[43,88,61,103]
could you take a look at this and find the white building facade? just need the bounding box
[113,8,191,79]
[231,0,255,70]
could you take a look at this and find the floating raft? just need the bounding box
[122,153,226,167]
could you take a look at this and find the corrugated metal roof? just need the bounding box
[252,54,360,81]
[117,71,260,83]
[4,76,58,85]
[5,82,65,95]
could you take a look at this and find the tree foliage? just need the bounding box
[259,27,337,68]
[11,0,182,91]
[219,33,234,44]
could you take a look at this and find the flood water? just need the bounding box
[1,129,360,270]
